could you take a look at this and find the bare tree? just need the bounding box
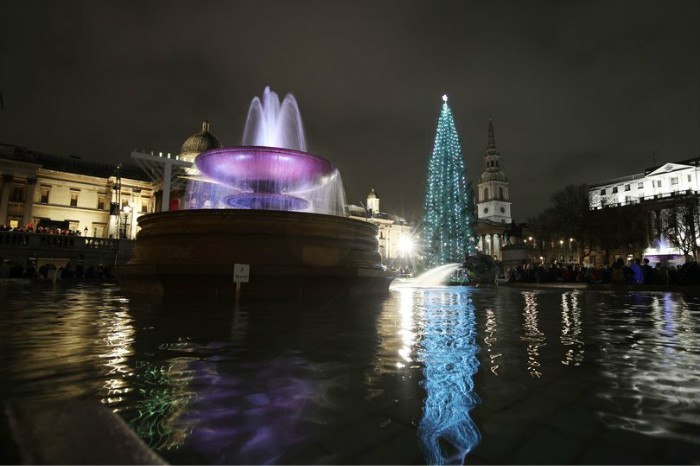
[660,195,700,260]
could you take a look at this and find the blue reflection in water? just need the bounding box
[417,288,481,465]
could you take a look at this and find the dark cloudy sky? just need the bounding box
[1,0,698,222]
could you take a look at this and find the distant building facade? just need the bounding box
[587,158,700,264]
[589,159,700,210]
[347,189,414,264]
[0,143,155,239]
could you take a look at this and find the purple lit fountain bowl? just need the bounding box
[195,146,335,192]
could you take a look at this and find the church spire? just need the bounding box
[488,119,496,149]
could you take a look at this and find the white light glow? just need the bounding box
[398,235,415,255]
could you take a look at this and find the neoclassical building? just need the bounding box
[474,121,514,260]
[587,157,700,263]
[0,143,155,239]
[347,189,414,263]
[589,159,700,209]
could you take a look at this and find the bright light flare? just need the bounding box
[398,235,416,255]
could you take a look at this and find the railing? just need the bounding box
[0,231,125,250]
[592,189,700,210]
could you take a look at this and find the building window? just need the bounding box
[499,187,504,199]
[612,187,618,194]
[638,182,643,189]
[671,177,679,185]
[688,175,692,182]
[40,189,50,204]
[11,186,24,202]
[70,192,78,207]
[624,184,630,191]
[655,180,662,188]
[483,207,489,214]
[141,201,148,213]
[600,189,606,195]
[483,188,489,201]
[97,196,106,210]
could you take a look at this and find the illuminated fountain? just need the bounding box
[118,87,393,300]
[184,88,346,215]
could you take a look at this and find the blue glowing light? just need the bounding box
[417,289,481,464]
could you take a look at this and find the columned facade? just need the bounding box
[0,174,12,225]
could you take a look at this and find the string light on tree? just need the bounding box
[422,94,477,268]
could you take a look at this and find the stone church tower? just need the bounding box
[476,120,512,224]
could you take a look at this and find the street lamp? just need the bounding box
[121,204,131,239]
[559,239,564,262]
[569,238,574,262]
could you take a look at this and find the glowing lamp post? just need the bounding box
[121,205,132,239]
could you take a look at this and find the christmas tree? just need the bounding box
[422,95,477,269]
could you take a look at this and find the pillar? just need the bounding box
[161,161,172,212]
[22,178,37,227]
[0,174,13,225]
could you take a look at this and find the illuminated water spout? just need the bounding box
[391,263,461,289]
[185,87,346,216]
[242,86,306,151]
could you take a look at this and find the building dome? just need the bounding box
[180,120,221,162]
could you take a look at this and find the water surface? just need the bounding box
[1,282,698,464]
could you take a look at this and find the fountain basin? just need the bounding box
[195,146,334,192]
[118,209,394,300]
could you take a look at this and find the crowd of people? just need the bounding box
[506,258,700,287]
[0,259,112,280]
[1,222,84,236]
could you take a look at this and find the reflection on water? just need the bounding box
[417,289,480,465]
[520,291,546,378]
[597,292,700,446]
[560,290,584,366]
[129,358,197,451]
[2,283,700,464]
[483,308,501,375]
[97,303,135,409]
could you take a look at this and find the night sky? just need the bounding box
[1,0,698,222]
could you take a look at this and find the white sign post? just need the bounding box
[233,264,250,303]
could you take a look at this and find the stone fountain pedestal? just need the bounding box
[117,209,394,300]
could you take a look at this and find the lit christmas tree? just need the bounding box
[422,95,477,268]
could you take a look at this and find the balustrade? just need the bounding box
[0,231,124,251]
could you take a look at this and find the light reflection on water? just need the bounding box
[520,291,546,378]
[416,289,480,465]
[1,283,700,464]
[596,292,700,446]
[560,290,584,366]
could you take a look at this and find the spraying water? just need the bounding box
[391,263,461,289]
[184,87,346,216]
[242,87,306,151]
